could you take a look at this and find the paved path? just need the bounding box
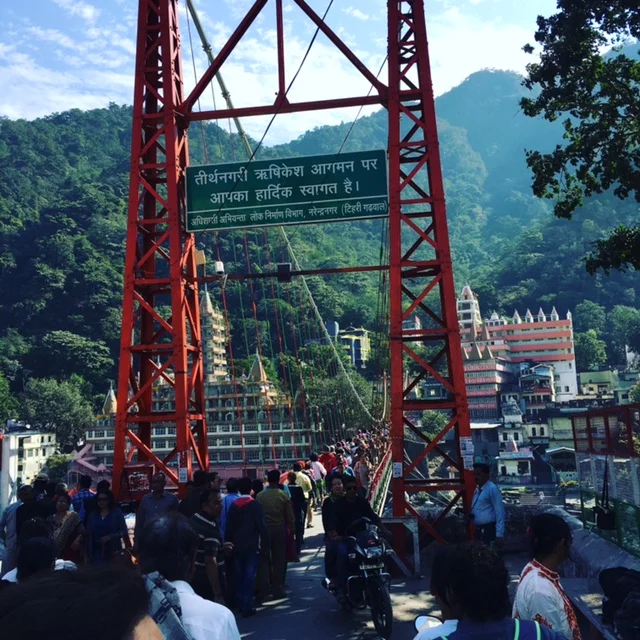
[236,516,436,640]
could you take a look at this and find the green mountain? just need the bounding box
[1,68,639,408]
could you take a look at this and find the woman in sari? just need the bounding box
[48,492,84,565]
[84,489,131,567]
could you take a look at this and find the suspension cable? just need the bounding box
[186,0,379,425]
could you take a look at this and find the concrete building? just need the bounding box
[498,398,527,452]
[0,428,57,508]
[463,338,516,420]
[86,290,313,479]
[458,285,578,404]
[520,364,556,417]
[338,326,371,369]
[306,321,371,369]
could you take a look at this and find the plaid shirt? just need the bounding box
[71,489,94,521]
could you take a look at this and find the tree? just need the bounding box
[630,382,640,404]
[46,454,72,483]
[608,305,640,362]
[30,331,113,387]
[573,300,607,335]
[420,411,449,440]
[0,371,18,424]
[574,330,608,371]
[521,2,640,271]
[21,377,95,446]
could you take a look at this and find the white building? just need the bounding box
[0,429,57,509]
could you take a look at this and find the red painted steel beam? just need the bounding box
[181,0,268,114]
[187,95,384,122]
[114,0,207,500]
[197,264,388,282]
[387,0,475,542]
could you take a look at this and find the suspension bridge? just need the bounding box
[110,0,476,570]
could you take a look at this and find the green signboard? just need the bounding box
[185,149,388,232]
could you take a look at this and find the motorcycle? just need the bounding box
[322,517,394,638]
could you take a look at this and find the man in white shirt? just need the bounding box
[137,512,241,640]
[309,453,327,502]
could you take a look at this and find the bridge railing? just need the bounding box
[368,447,392,517]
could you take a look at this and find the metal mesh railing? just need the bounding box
[574,405,640,557]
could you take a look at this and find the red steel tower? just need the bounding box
[115,0,474,530]
[113,0,207,495]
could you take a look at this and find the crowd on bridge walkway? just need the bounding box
[0,424,593,640]
[0,428,388,638]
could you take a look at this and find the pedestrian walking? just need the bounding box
[190,489,228,606]
[225,477,268,617]
[256,469,294,599]
[134,473,178,551]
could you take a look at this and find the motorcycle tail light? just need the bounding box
[348,553,356,560]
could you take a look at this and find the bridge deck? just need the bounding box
[236,517,433,639]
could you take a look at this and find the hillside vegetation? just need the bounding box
[1,69,639,439]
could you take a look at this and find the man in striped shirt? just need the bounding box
[190,488,228,605]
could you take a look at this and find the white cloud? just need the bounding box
[344,7,372,21]
[426,7,534,95]
[27,26,83,51]
[0,1,550,145]
[52,0,101,24]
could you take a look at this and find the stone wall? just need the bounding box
[541,506,640,579]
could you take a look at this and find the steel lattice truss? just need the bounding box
[387,1,474,542]
[115,0,475,533]
[114,0,207,493]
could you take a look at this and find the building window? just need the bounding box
[232,452,243,461]
[502,433,508,441]
[154,427,166,436]
[532,427,537,437]
[564,386,569,393]
[226,412,234,422]
[232,437,241,446]
[106,430,115,438]
[94,431,105,438]
[540,427,545,436]
[167,428,176,435]
[513,433,519,441]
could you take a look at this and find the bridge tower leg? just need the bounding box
[113,0,207,497]
[387,0,475,541]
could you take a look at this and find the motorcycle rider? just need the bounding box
[326,474,382,601]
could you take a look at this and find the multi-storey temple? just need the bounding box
[88,290,313,479]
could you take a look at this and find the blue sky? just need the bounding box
[0,0,556,144]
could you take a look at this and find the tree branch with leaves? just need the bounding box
[521,1,640,272]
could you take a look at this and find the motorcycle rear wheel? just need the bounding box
[368,575,393,638]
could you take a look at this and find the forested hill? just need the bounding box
[1,68,639,416]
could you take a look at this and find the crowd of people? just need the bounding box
[0,432,382,638]
[0,427,585,640]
